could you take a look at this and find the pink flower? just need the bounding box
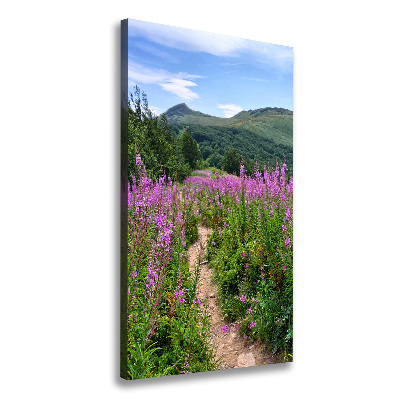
[249,321,257,329]
[240,295,247,302]
[175,288,185,302]
[247,308,253,315]
[283,265,287,273]
[131,271,137,278]
[221,325,230,333]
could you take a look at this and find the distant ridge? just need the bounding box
[164,103,292,126]
[233,107,293,120]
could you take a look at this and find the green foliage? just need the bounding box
[254,276,293,354]
[178,128,202,169]
[206,152,223,169]
[222,148,241,175]
[128,280,218,378]
[127,87,203,182]
[184,202,199,246]
[179,124,292,173]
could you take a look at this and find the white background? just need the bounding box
[1,1,399,399]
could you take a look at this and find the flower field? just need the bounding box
[126,154,293,379]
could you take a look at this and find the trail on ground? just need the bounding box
[188,226,279,370]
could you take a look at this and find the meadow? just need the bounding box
[126,152,293,379]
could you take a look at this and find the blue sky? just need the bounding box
[128,19,293,118]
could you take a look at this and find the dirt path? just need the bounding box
[188,226,279,370]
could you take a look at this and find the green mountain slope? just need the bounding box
[164,103,293,170]
[228,114,293,147]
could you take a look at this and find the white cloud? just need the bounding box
[128,62,202,100]
[218,103,243,118]
[160,79,199,101]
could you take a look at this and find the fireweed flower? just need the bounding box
[175,289,185,303]
[285,237,291,248]
[245,264,249,269]
[131,271,137,278]
[283,265,287,273]
[241,252,247,257]
[249,321,257,329]
[221,325,230,333]
[285,209,291,220]
[146,268,158,287]
[282,224,287,232]
[247,308,253,315]
[240,295,247,302]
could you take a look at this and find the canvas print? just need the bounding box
[121,19,293,380]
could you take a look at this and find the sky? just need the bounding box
[128,19,293,118]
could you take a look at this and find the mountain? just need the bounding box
[164,103,209,121]
[164,103,293,171]
[164,103,231,127]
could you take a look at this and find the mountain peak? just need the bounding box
[165,103,193,116]
[164,103,212,124]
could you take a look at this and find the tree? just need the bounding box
[179,128,202,169]
[222,148,241,175]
